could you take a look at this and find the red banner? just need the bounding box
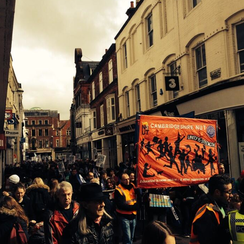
[137,115,218,188]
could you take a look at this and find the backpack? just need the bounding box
[9,222,28,244]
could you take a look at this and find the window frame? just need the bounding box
[236,22,244,73]
[100,104,104,127]
[195,43,208,88]
[99,72,103,93]
[123,42,128,69]
[149,74,157,107]
[108,59,113,84]
[106,95,116,123]
[135,84,141,113]
[125,91,130,118]
[146,13,153,48]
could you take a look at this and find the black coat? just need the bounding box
[62,214,114,244]
[26,183,50,222]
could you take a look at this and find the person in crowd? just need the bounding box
[48,178,59,208]
[26,177,50,222]
[114,173,137,244]
[62,183,114,244]
[0,196,29,244]
[13,182,31,218]
[109,168,119,185]
[86,171,94,183]
[228,193,242,212]
[100,170,109,190]
[175,185,197,237]
[141,220,175,244]
[2,174,20,197]
[69,168,86,200]
[129,172,136,186]
[218,163,226,175]
[44,181,79,244]
[235,170,244,193]
[190,174,233,244]
[226,178,244,243]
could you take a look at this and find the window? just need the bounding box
[92,110,97,129]
[45,120,48,125]
[188,0,201,10]
[39,140,42,148]
[56,131,59,136]
[147,13,153,47]
[108,59,113,84]
[169,61,179,98]
[45,140,49,148]
[39,129,42,136]
[106,95,116,123]
[99,72,103,93]
[236,23,244,73]
[123,42,128,69]
[150,74,157,107]
[32,120,35,125]
[92,81,95,100]
[66,130,71,136]
[135,84,141,112]
[39,120,42,125]
[45,129,48,136]
[25,120,28,126]
[56,139,59,147]
[125,91,130,117]
[100,104,104,127]
[195,44,207,88]
[32,129,35,137]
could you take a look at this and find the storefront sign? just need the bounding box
[5,110,12,120]
[5,130,19,137]
[137,115,218,188]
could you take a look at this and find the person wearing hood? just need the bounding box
[0,196,29,244]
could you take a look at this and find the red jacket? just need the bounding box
[44,201,79,244]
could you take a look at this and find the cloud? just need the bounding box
[11,0,130,119]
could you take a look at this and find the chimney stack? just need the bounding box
[126,1,136,17]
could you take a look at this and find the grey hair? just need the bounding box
[56,181,73,195]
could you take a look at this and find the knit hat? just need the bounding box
[8,174,20,184]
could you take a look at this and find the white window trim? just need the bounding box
[106,94,116,123]
[100,104,104,127]
[99,72,103,93]
[108,59,113,84]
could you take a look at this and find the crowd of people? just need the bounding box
[0,158,244,244]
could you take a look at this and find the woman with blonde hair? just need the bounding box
[26,177,50,222]
[0,196,29,243]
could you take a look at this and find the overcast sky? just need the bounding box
[11,0,131,120]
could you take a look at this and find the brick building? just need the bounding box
[24,108,71,161]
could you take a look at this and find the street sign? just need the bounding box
[5,130,19,137]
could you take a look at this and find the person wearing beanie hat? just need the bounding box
[8,174,20,184]
[1,174,20,198]
[62,183,114,244]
